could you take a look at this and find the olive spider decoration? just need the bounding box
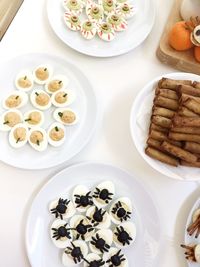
[72,219,94,240]
[91,233,110,253]
[83,258,105,267]
[65,242,83,264]
[112,201,131,222]
[52,223,72,240]
[106,250,126,267]
[115,226,133,246]
[87,207,106,226]
[50,198,70,219]
[74,191,93,208]
[93,187,113,204]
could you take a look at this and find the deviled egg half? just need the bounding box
[32,64,53,85]
[104,247,128,267]
[62,240,88,266]
[30,89,51,110]
[0,109,23,131]
[15,70,34,92]
[89,229,113,255]
[116,3,136,20]
[51,219,73,248]
[28,127,48,152]
[23,110,44,128]
[113,221,136,248]
[83,253,105,267]
[53,108,78,126]
[64,12,81,31]
[109,197,132,224]
[97,22,116,41]
[47,122,66,147]
[81,20,97,40]
[70,214,95,241]
[45,75,69,94]
[86,206,111,229]
[8,123,28,148]
[63,0,84,15]
[49,197,76,220]
[51,89,75,108]
[2,91,28,110]
[93,180,115,208]
[72,185,93,213]
[107,13,128,32]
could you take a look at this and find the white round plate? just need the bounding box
[47,0,155,57]
[130,72,200,181]
[26,162,162,267]
[0,53,97,169]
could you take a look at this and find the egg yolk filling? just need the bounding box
[30,131,43,145]
[35,92,50,106]
[17,76,32,88]
[50,127,64,141]
[48,80,63,92]
[14,127,26,143]
[5,95,22,108]
[25,112,41,125]
[55,92,68,104]
[35,67,49,81]
[58,110,76,124]
[4,112,21,127]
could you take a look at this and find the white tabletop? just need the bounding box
[0,0,199,266]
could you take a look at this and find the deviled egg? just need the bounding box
[93,180,115,208]
[45,75,69,94]
[47,122,66,147]
[51,219,73,248]
[30,89,51,110]
[107,14,128,31]
[33,64,53,85]
[24,110,44,128]
[63,0,84,15]
[81,20,97,40]
[113,221,136,248]
[53,108,78,126]
[101,0,116,16]
[2,91,28,109]
[62,240,88,266]
[83,253,105,267]
[104,247,128,267]
[97,22,116,41]
[49,197,76,220]
[89,229,113,255]
[51,89,75,108]
[15,71,34,91]
[86,206,111,229]
[72,185,93,213]
[8,123,28,148]
[116,3,136,19]
[70,215,95,241]
[0,109,23,131]
[86,3,104,23]
[28,127,48,151]
[109,197,132,224]
[64,12,81,31]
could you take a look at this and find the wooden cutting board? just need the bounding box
[0,0,24,40]
[157,0,200,75]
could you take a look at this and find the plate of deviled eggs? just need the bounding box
[0,53,97,169]
[26,162,163,267]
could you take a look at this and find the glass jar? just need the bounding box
[180,0,200,21]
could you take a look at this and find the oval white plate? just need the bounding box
[0,53,97,169]
[26,162,163,267]
[130,72,200,181]
[47,0,155,57]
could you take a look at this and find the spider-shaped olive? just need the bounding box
[52,223,71,240]
[112,201,131,222]
[106,249,126,267]
[50,198,70,219]
[87,207,106,227]
[72,219,94,240]
[74,191,93,208]
[115,226,133,246]
[65,242,83,264]
[91,233,110,253]
[93,187,113,203]
[83,258,105,267]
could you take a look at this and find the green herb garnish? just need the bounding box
[55,126,59,132]
[58,112,63,118]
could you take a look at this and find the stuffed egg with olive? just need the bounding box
[53,108,78,126]
[89,229,113,255]
[15,71,34,92]
[93,180,115,208]
[2,91,28,110]
[8,123,28,148]
[23,110,44,128]
[109,197,132,224]
[113,221,136,248]
[47,122,66,147]
[33,64,53,85]
[0,109,23,131]
[28,127,48,151]
[45,75,69,94]
[30,89,51,110]
[51,89,76,108]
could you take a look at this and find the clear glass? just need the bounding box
[180,0,200,21]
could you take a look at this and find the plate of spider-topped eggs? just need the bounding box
[0,53,97,169]
[46,0,155,57]
[26,162,163,267]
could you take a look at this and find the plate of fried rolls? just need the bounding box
[130,73,200,180]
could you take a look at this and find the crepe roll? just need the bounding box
[178,106,199,117]
[178,84,200,97]
[149,130,168,141]
[152,115,172,129]
[147,138,162,150]
[152,106,175,118]
[154,96,179,110]
[155,88,178,100]
[181,160,200,168]
[158,78,192,89]
[169,132,200,143]
[184,142,200,154]
[150,123,169,133]
[173,116,200,127]
[183,98,200,115]
[171,126,200,135]
[180,94,200,103]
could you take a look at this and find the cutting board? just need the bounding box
[157,0,200,75]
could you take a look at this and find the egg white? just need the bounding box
[8,123,28,148]
[53,108,78,126]
[32,64,53,85]
[109,197,132,224]
[83,253,102,267]
[72,185,93,213]
[49,198,76,219]
[30,89,51,110]
[103,247,128,267]
[93,180,115,208]
[23,109,44,128]
[28,127,48,152]
[0,109,23,131]
[70,214,94,241]
[2,91,28,110]
[47,122,66,147]
[45,74,69,94]
[15,70,34,92]
[51,89,76,108]
[89,229,113,255]
[86,206,111,229]
[113,221,136,248]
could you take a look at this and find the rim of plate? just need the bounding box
[25,161,164,267]
[130,72,200,181]
[46,0,156,57]
[0,53,99,170]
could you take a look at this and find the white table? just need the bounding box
[0,0,199,266]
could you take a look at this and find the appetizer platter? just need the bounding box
[26,162,162,267]
[47,0,155,57]
[0,53,97,169]
[130,72,200,180]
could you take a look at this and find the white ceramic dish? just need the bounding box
[26,162,162,267]
[47,0,155,57]
[0,53,97,169]
[130,72,200,181]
